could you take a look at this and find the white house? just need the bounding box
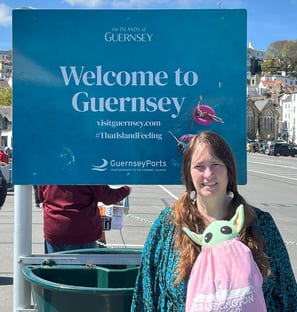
[0,106,12,149]
[280,92,297,143]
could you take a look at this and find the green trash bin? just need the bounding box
[22,248,141,312]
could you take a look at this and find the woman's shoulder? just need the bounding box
[150,207,174,232]
[252,206,287,250]
[152,206,173,222]
[253,207,275,228]
[160,206,174,218]
[144,207,175,244]
[141,206,176,259]
[252,207,280,234]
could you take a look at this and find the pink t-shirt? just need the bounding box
[186,238,267,312]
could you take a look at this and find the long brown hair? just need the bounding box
[173,131,271,282]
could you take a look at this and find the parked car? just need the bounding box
[264,141,273,155]
[247,139,259,152]
[266,142,297,157]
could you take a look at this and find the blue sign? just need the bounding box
[12,9,247,185]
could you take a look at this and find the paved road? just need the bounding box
[0,154,296,311]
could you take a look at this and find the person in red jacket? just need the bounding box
[0,147,9,165]
[38,185,131,253]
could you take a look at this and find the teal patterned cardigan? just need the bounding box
[130,207,297,312]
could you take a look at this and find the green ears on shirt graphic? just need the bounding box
[183,204,244,247]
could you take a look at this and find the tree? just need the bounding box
[0,88,12,106]
[266,40,288,58]
[282,41,297,73]
[266,40,297,74]
[261,57,281,74]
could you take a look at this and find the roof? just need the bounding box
[261,80,283,87]
[0,106,12,121]
[254,99,272,112]
[0,80,10,88]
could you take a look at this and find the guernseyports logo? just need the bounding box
[92,158,109,171]
[92,158,167,172]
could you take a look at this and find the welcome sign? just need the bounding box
[12,9,247,185]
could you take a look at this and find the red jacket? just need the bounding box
[0,151,8,165]
[38,185,130,244]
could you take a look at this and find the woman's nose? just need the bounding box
[203,166,213,177]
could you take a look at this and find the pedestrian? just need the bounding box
[0,147,9,165]
[0,167,7,209]
[130,131,297,311]
[4,146,12,161]
[38,184,131,253]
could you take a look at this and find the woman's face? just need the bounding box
[190,144,228,200]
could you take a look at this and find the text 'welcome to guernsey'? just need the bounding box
[59,65,200,118]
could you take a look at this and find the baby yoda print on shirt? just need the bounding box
[183,205,267,312]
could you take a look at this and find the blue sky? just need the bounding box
[0,0,296,51]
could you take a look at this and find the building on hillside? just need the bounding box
[247,97,280,141]
[247,42,265,80]
[0,106,12,148]
[258,79,284,97]
[247,69,297,144]
[0,50,12,80]
[261,73,297,87]
[248,73,297,98]
[248,74,262,97]
[259,73,297,96]
[0,60,12,79]
[247,42,265,61]
[0,50,12,60]
[280,92,297,144]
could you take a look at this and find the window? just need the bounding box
[247,107,255,134]
[264,110,274,132]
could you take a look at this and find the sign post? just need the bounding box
[13,185,32,311]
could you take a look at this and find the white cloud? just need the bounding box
[62,0,211,8]
[110,0,172,8]
[0,3,11,26]
[63,0,105,7]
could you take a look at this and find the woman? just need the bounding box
[131,131,297,311]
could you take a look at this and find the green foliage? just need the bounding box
[0,88,12,106]
[282,41,297,72]
[266,40,297,73]
[261,57,281,74]
[266,40,288,57]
